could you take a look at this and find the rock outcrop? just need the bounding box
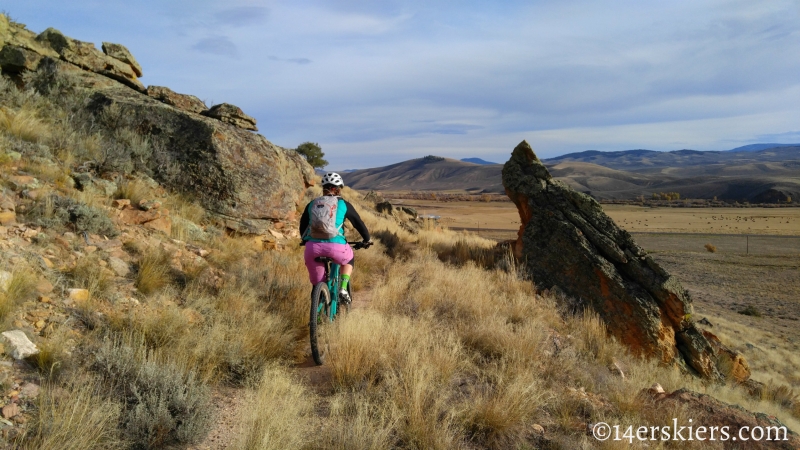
[86,86,312,233]
[502,141,747,380]
[202,103,258,131]
[147,85,207,114]
[0,15,314,234]
[36,28,145,92]
[101,42,142,77]
[643,388,799,449]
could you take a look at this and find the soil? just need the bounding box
[188,288,374,449]
[652,252,800,340]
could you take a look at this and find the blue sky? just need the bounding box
[4,1,800,168]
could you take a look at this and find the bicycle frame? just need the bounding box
[323,259,341,319]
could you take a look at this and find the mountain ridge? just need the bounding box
[345,145,800,202]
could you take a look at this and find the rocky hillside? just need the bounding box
[0,14,314,234]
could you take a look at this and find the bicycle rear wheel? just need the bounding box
[310,282,331,365]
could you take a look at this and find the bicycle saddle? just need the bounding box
[314,256,334,263]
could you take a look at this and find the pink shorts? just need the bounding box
[304,242,354,284]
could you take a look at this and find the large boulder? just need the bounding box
[202,103,257,131]
[86,85,313,233]
[102,42,142,77]
[0,45,43,72]
[147,86,207,114]
[502,141,746,380]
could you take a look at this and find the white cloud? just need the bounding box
[3,0,800,169]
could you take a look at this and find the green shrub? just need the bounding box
[738,304,762,317]
[92,336,212,449]
[27,194,118,237]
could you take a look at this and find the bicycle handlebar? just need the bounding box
[300,240,373,249]
[349,241,373,250]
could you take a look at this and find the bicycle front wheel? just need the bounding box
[310,282,331,365]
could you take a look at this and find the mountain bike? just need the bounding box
[307,241,372,365]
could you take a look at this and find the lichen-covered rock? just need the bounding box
[0,45,42,72]
[101,42,142,77]
[35,28,145,92]
[87,86,313,233]
[202,103,257,131]
[147,85,207,114]
[502,140,746,380]
[0,15,59,59]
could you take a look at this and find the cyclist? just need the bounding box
[300,172,371,303]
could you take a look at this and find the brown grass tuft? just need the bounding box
[19,377,125,450]
[0,266,39,319]
[134,246,173,296]
[0,106,49,143]
[69,255,114,299]
[114,178,154,206]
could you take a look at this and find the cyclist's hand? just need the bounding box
[360,240,373,249]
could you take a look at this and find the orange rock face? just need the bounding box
[502,141,747,380]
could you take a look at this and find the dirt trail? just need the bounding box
[293,287,374,394]
[188,287,374,449]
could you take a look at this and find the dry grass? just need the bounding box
[30,335,69,381]
[162,192,205,224]
[705,243,717,253]
[316,393,399,450]
[207,234,258,267]
[460,371,544,447]
[114,178,155,206]
[0,266,39,320]
[69,254,114,299]
[0,106,50,143]
[20,377,125,450]
[234,363,312,450]
[134,246,173,296]
[23,159,72,188]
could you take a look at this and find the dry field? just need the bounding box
[389,198,800,239]
[391,197,800,389]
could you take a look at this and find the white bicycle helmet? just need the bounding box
[321,172,344,187]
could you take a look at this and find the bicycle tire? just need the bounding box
[310,282,331,365]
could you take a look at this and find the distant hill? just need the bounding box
[347,148,800,202]
[545,146,800,171]
[728,143,800,152]
[460,157,498,165]
[346,156,504,193]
